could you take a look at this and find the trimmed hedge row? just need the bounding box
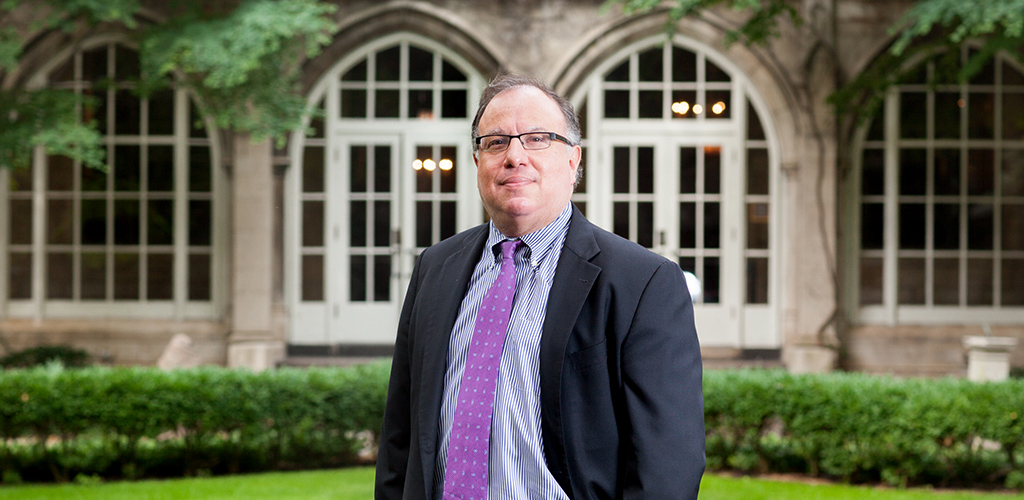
[1,365,1022,490]
[0,362,389,483]
[704,370,1024,490]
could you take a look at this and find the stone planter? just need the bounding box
[784,345,837,373]
[962,336,1018,382]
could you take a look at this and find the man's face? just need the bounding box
[474,86,581,237]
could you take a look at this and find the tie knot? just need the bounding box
[498,239,520,261]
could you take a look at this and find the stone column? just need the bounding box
[227,134,284,371]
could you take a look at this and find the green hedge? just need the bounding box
[1,365,1022,490]
[0,362,390,483]
[704,370,1024,490]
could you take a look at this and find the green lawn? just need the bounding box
[2,468,1021,499]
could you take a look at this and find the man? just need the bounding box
[375,74,704,500]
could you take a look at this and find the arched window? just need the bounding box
[288,34,483,345]
[5,40,222,318]
[853,49,1024,324]
[572,37,779,348]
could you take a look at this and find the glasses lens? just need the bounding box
[481,136,509,152]
[521,133,551,150]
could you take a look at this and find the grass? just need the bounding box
[2,467,1021,500]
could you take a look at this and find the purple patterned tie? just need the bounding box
[442,239,521,499]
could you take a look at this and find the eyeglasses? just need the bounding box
[474,132,573,153]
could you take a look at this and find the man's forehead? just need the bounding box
[478,86,564,132]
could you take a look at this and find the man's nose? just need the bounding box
[503,137,528,167]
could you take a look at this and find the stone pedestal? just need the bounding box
[963,336,1018,382]
[228,341,285,372]
[784,345,837,374]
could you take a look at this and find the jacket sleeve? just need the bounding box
[620,261,705,500]
[374,253,422,500]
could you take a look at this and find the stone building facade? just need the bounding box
[1,0,1021,375]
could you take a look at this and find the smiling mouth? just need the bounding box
[500,176,532,186]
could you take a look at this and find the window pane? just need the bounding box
[374,146,391,193]
[48,155,74,191]
[897,257,925,305]
[147,200,173,245]
[637,147,653,194]
[747,203,769,249]
[189,253,211,301]
[862,149,884,195]
[342,60,367,81]
[9,253,32,299]
[148,145,174,192]
[671,90,696,120]
[672,47,696,82]
[114,45,139,81]
[704,202,720,249]
[933,257,959,305]
[934,149,960,195]
[373,255,391,302]
[350,200,366,247]
[303,146,324,193]
[416,200,432,248]
[706,90,730,119]
[966,258,993,305]
[606,60,629,82]
[82,161,106,191]
[10,199,33,245]
[147,253,173,300]
[967,204,993,250]
[341,89,367,118]
[638,90,662,119]
[114,199,139,245]
[148,88,175,136]
[859,257,883,305]
[900,92,926,139]
[1005,150,1024,196]
[1003,204,1024,251]
[933,203,959,250]
[638,48,662,82]
[83,88,107,133]
[374,201,390,247]
[350,146,367,193]
[613,202,629,240]
[441,201,456,240]
[375,90,399,118]
[114,145,140,191]
[308,100,325,138]
[440,146,457,193]
[408,89,432,119]
[934,92,961,139]
[302,201,324,247]
[679,147,696,194]
[967,149,994,195]
[375,46,400,81]
[302,254,324,301]
[188,101,204,138]
[705,58,730,82]
[10,164,32,191]
[747,100,765,140]
[747,257,768,304]
[441,89,467,118]
[860,203,884,250]
[441,59,466,82]
[81,199,106,245]
[705,147,721,194]
[188,200,211,246]
[637,202,653,248]
[114,90,141,135]
[604,90,629,118]
[747,149,769,195]
[679,202,696,248]
[47,252,73,299]
[968,92,994,139]
[899,149,926,195]
[189,146,211,192]
[349,255,366,302]
[81,252,105,300]
[703,257,720,304]
[613,147,629,193]
[82,46,108,80]
[408,46,433,81]
[1003,258,1024,306]
[899,203,925,249]
[1003,92,1024,140]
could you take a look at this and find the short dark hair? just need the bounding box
[471,73,582,149]
[471,73,583,185]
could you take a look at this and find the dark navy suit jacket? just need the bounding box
[375,205,705,500]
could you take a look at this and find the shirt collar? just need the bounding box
[485,203,573,267]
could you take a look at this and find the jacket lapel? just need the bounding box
[539,206,601,489]
[418,225,488,497]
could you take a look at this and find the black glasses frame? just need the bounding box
[474,132,574,153]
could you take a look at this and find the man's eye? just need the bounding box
[525,134,545,143]
[485,137,508,148]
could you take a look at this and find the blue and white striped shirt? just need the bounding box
[433,204,573,500]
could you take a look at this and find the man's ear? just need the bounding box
[568,144,582,177]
